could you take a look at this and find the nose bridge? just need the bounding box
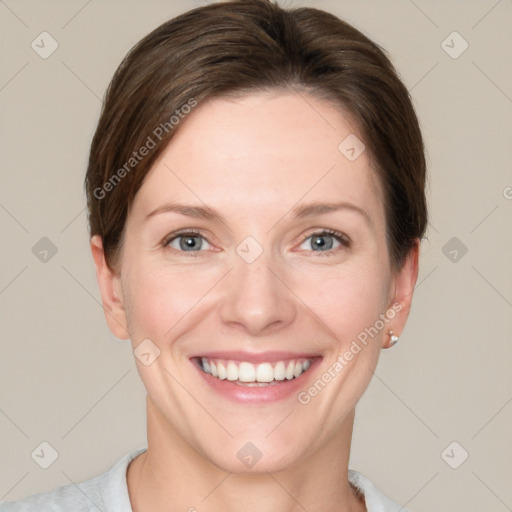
[218,239,296,335]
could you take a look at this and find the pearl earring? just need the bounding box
[388,330,399,346]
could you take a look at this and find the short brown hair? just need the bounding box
[85,0,427,271]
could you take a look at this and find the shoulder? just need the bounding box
[348,469,412,512]
[0,447,147,512]
[0,476,103,512]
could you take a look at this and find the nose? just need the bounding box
[218,250,297,337]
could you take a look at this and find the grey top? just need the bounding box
[1,447,411,511]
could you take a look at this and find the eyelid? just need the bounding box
[161,228,207,247]
[296,228,351,254]
[161,230,216,258]
[161,228,351,255]
[300,228,350,245]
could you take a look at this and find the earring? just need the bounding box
[388,330,399,346]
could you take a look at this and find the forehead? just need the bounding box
[132,90,385,226]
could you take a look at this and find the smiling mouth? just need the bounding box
[195,357,314,387]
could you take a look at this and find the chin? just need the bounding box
[205,443,303,475]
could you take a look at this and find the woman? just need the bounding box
[1,1,426,510]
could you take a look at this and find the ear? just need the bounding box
[90,235,130,340]
[382,239,420,349]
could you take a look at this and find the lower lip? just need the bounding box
[193,358,321,404]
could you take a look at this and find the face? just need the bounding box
[92,90,418,473]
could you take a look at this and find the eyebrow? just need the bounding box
[145,200,371,226]
[291,201,371,225]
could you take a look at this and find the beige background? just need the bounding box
[1,0,511,510]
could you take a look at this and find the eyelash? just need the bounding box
[161,229,350,258]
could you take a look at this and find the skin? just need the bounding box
[91,89,419,512]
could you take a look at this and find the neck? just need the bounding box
[127,396,365,512]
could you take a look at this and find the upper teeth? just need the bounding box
[201,357,312,383]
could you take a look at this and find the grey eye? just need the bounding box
[167,233,211,252]
[300,232,342,252]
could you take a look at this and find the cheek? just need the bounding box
[123,263,217,342]
[291,262,391,343]
[122,241,392,348]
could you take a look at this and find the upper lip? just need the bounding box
[190,351,320,363]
